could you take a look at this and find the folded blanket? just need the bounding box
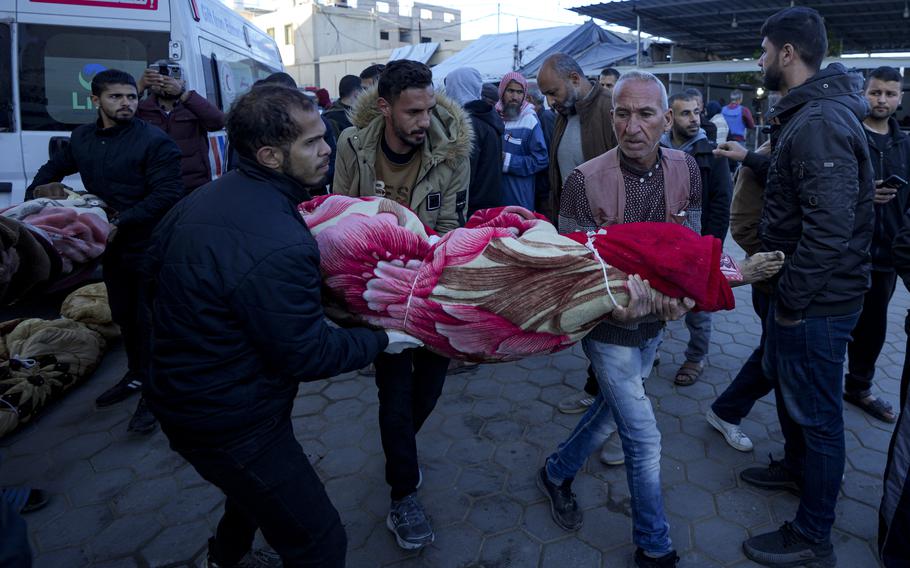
[301,196,735,363]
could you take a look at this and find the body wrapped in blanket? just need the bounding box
[300,196,776,363]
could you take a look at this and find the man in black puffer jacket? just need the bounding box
[145,85,419,568]
[739,8,875,567]
[26,69,184,434]
[842,66,910,423]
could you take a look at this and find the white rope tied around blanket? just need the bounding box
[400,234,441,334]
[584,231,621,310]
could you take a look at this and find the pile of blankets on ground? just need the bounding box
[0,283,118,438]
[0,193,110,305]
[300,196,740,363]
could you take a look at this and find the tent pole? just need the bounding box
[636,14,641,67]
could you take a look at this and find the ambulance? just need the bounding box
[0,0,283,206]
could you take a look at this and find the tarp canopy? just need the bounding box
[431,26,576,87]
[389,42,439,64]
[519,20,638,79]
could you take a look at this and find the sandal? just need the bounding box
[1,487,49,514]
[674,360,704,386]
[843,392,897,423]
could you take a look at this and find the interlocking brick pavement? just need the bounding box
[3,265,902,567]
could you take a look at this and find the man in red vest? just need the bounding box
[537,70,699,568]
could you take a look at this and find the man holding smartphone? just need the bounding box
[843,66,910,423]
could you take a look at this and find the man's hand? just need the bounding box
[874,180,898,205]
[713,141,748,163]
[33,182,69,199]
[652,291,696,322]
[613,275,654,323]
[160,75,184,97]
[138,68,162,93]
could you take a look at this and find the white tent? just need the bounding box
[431,26,577,87]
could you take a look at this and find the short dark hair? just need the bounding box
[254,72,297,89]
[377,60,432,103]
[668,92,697,106]
[544,53,585,78]
[867,66,903,87]
[760,7,827,71]
[683,87,703,100]
[339,74,362,99]
[360,64,385,81]
[227,85,316,160]
[91,69,137,96]
[600,67,620,79]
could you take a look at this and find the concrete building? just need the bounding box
[252,0,461,90]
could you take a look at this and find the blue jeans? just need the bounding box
[545,333,670,555]
[762,305,860,543]
[684,310,712,362]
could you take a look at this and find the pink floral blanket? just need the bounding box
[300,196,737,363]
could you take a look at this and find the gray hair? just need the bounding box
[613,70,669,111]
[730,89,743,101]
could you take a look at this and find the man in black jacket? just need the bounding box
[842,66,910,423]
[145,85,418,567]
[444,67,504,216]
[661,92,732,387]
[26,69,184,434]
[738,9,874,566]
[322,74,362,139]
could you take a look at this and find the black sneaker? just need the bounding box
[95,372,143,407]
[740,454,801,495]
[743,522,835,567]
[536,467,582,531]
[127,397,158,434]
[386,493,434,550]
[634,548,679,567]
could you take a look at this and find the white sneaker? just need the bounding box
[599,431,625,465]
[558,391,596,414]
[706,409,753,452]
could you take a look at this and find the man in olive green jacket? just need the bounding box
[333,62,472,234]
[331,60,472,552]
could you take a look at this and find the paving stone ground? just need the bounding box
[3,255,903,567]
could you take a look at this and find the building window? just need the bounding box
[443,12,455,23]
[266,27,275,38]
[420,36,431,43]
[380,30,389,40]
[399,28,411,42]
[376,1,389,13]
[420,8,432,19]
[284,24,292,45]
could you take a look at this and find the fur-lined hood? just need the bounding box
[347,86,473,167]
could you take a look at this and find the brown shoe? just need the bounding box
[674,360,704,386]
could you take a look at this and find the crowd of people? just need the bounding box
[4,5,910,568]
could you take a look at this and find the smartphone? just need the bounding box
[882,174,908,189]
[157,64,170,76]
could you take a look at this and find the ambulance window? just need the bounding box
[0,24,11,132]
[199,38,278,111]
[18,24,168,131]
[201,54,222,109]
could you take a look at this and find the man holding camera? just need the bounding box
[136,59,225,193]
[841,66,910,423]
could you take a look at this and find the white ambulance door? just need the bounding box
[0,21,23,207]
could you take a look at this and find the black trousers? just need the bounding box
[374,348,449,501]
[171,417,346,567]
[711,287,773,424]
[846,270,898,396]
[102,246,148,380]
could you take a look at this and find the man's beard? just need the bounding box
[393,123,426,148]
[281,159,327,190]
[762,60,783,91]
[674,124,697,142]
[556,86,579,116]
[869,107,893,120]
[102,107,134,125]
[502,101,521,120]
